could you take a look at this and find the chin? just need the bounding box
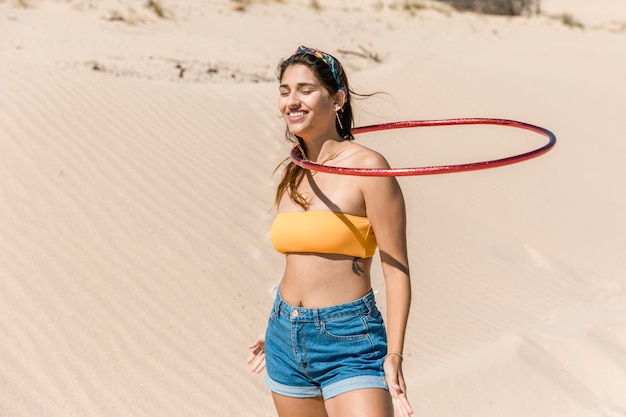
[288,126,308,137]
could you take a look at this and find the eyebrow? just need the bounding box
[279,82,318,89]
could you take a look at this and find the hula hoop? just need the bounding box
[290,118,556,176]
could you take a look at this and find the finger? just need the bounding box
[389,381,412,416]
[393,370,412,413]
[386,377,402,396]
[254,358,266,373]
[247,343,264,359]
[251,356,266,373]
[246,346,263,363]
[249,351,266,370]
[247,339,262,349]
[400,395,413,415]
[396,388,412,414]
[397,371,408,392]
[393,398,410,417]
[388,379,401,391]
[397,391,413,416]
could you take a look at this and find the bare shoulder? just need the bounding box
[340,141,391,170]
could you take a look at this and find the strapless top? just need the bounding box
[270,211,377,258]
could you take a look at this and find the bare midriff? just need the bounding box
[278,253,374,308]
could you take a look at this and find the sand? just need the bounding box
[1,0,625,416]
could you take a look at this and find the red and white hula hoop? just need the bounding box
[290,118,556,176]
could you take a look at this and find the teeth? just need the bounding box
[289,111,305,117]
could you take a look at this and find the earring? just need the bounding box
[335,111,344,130]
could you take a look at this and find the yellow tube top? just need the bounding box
[270,211,377,258]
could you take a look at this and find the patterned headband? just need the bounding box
[294,45,347,95]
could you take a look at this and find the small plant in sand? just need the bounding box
[310,0,322,11]
[230,0,250,12]
[105,7,145,24]
[403,0,427,13]
[389,0,452,16]
[230,0,284,12]
[337,45,384,63]
[107,10,127,22]
[561,13,584,30]
[146,0,166,18]
[437,0,541,16]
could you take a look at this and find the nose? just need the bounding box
[286,91,300,106]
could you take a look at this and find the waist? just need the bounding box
[272,289,377,322]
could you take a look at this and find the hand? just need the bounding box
[384,354,413,416]
[247,333,266,374]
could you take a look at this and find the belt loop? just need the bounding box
[314,309,321,329]
[365,291,375,315]
[273,293,281,317]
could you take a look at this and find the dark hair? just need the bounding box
[274,50,354,210]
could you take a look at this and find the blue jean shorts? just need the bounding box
[264,289,388,400]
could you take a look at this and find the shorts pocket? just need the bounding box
[321,314,369,341]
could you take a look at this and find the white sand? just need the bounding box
[1,0,625,416]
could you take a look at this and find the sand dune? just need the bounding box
[1,1,625,416]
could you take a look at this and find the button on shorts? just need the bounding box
[264,289,388,400]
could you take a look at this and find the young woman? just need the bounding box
[248,46,413,417]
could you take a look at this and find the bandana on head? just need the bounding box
[294,45,347,95]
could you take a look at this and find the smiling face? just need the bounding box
[278,64,340,140]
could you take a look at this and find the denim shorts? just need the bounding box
[264,289,388,400]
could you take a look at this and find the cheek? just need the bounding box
[277,96,288,111]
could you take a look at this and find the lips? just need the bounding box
[287,110,307,123]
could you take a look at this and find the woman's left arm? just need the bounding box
[361,153,410,360]
[360,152,413,416]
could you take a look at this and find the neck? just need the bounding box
[301,134,345,162]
